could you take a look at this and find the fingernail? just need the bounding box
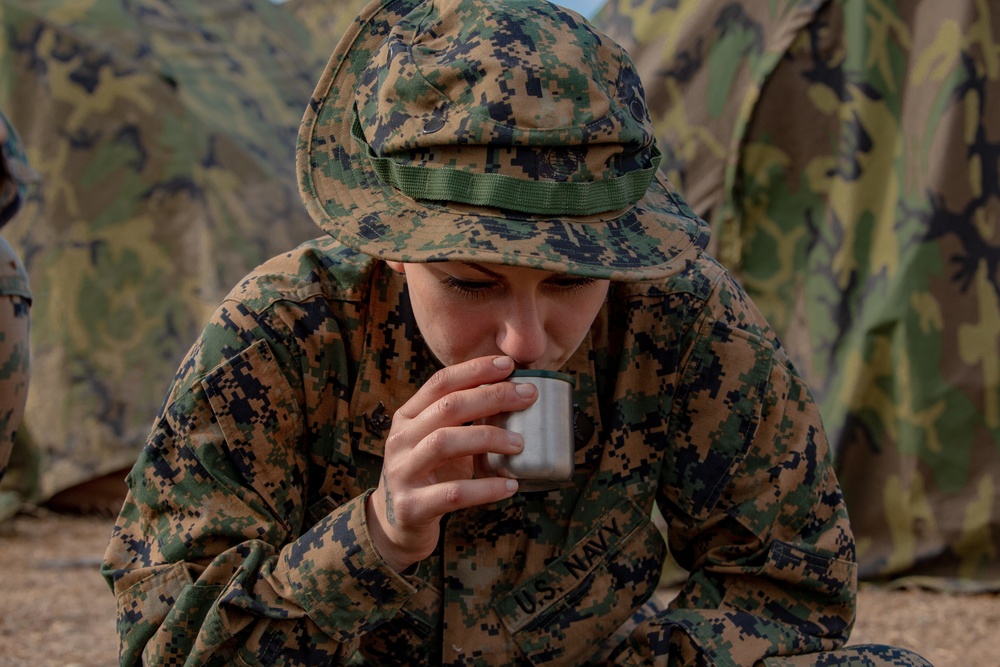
[514,382,535,397]
[508,432,524,450]
[494,356,513,370]
[505,479,519,493]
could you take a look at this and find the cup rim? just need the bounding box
[507,369,575,386]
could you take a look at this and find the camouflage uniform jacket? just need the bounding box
[102,236,857,666]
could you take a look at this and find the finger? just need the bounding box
[411,379,537,440]
[397,477,519,525]
[409,424,523,474]
[395,355,518,420]
[385,378,536,460]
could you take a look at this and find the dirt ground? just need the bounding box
[0,509,997,667]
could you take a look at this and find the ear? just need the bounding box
[384,260,405,274]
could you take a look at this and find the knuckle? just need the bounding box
[442,483,463,506]
[427,367,452,393]
[422,428,448,457]
[383,428,410,456]
[434,394,461,421]
[480,424,501,447]
[488,382,508,404]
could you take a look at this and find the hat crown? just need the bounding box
[355,0,656,191]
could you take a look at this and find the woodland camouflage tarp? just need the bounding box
[595,0,1000,587]
[0,0,361,501]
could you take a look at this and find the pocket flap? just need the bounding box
[202,339,305,525]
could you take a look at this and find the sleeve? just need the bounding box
[0,111,36,228]
[0,236,30,482]
[101,297,418,666]
[614,271,857,667]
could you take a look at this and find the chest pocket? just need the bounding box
[202,339,305,529]
[493,498,666,665]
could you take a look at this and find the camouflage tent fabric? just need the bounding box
[0,0,343,502]
[595,0,1000,587]
[284,0,371,63]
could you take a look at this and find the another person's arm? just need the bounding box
[0,114,32,483]
[0,237,30,482]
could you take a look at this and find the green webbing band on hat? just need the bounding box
[352,114,660,216]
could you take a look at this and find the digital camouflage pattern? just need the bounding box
[103,237,925,666]
[595,0,1000,588]
[0,112,32,488]
[0,0,347,501]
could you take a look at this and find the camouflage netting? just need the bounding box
[0,0,359,501]
[595,0,1000,587]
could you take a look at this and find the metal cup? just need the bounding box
[483,370,575,492]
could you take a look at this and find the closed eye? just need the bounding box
[545,276,597,292]
[440,275,498,299]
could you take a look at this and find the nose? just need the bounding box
[496,297,547,366]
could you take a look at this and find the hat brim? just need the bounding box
[296,0,708,281]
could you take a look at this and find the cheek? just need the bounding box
[573,286,608,325]
[411,297,492,364]
[550,308,594,349]
[548,291,607,352]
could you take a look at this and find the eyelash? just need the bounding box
[440,275,597,299]
[441,276,493,299]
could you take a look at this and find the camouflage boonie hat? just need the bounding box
[297,0,705,280]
